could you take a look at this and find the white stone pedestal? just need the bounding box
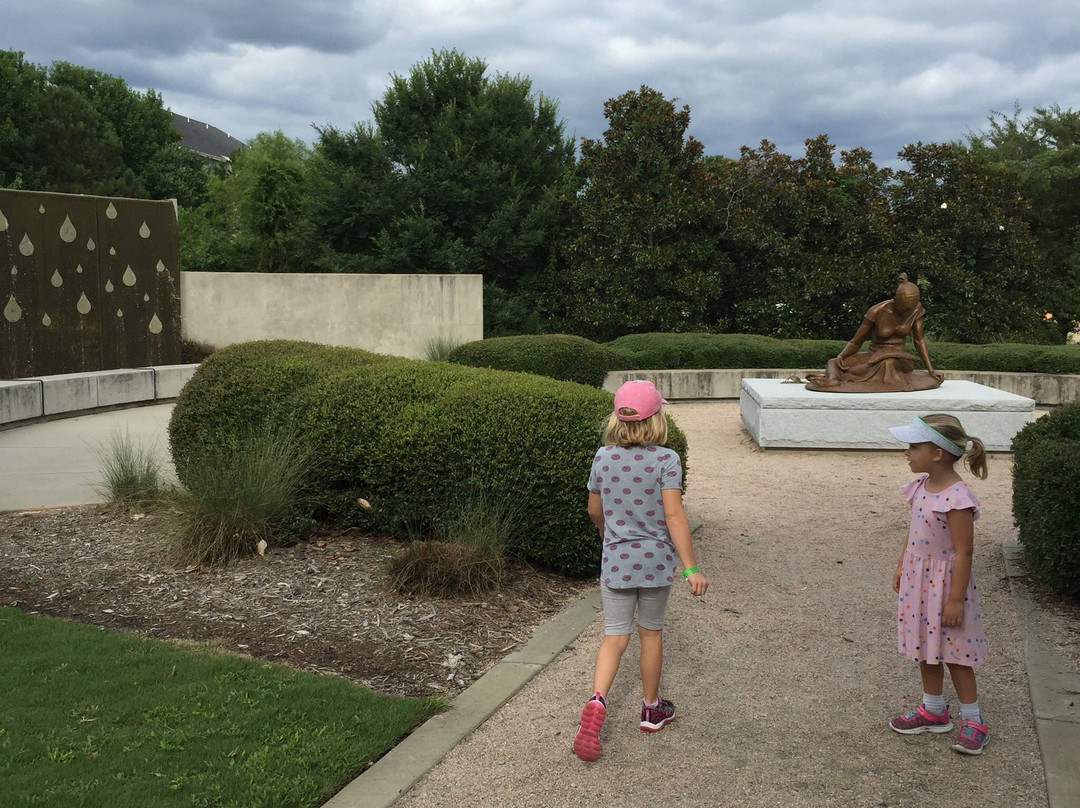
[740,379,1035,450]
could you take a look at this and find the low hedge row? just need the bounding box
[606,333,846,371]
[169,340,688,577]
[446,334,622,387]
[1011,402,1080,596]
[447,333,1080,387]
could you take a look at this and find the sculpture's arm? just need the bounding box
[838,318,873,363]
[912,317,941,377]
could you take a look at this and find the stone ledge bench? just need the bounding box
[0,364,200,427]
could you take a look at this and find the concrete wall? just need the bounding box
[604,369,1080,407]
[180,272,483,359]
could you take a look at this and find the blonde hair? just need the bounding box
[602,410,669,448]
[921,413,988,479]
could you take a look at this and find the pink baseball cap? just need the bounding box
[613,380,667,421]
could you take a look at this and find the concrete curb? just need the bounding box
[322,590,602,808]
[1002,542,1080,808]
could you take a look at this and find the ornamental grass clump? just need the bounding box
[160,426,315,567]
[95,430,166,509]
[389,488,514,597]
[422,336,463,362]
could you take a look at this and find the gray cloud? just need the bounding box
[4,0,1080,166]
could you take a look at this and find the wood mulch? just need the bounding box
[0,506,592,699]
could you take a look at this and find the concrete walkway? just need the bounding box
[0,403,174,511]
[1,403,1076,807]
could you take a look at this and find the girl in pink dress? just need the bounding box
[886,413,990,755]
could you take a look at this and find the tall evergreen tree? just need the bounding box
[547,86,728,341]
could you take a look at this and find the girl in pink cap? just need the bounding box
[573,380,708,762]
[887,413,990,755]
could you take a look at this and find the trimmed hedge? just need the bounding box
[1012,402,1080,596]
[606,333,846,370]
[606,332,1080,373]
[446,334,622,387]
[930,342,1080,374]
[166,340,388,483]
[169,340,688,577]
[445,332,1080,379]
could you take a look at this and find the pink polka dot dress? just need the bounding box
[897,474,987,666]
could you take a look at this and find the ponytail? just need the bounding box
[920,413,988,480]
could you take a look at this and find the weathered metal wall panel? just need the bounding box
[0,189,180,379]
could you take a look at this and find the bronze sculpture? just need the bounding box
[804,274,944,393]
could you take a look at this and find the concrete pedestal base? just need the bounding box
[740,379,1035,450]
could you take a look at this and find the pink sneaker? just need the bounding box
[889,704,953,734]
[952,718,989,755]
[640,697,676,732]
[573,695,606,761]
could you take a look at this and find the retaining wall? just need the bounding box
[181,272,483,359]
[0,364,199,426]
[603,369,1080,407]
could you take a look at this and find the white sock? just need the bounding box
[959,700,982,722]
[922,692,946,715]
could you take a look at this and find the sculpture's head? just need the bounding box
[893,273,921,313]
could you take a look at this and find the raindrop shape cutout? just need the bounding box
[59,215,77,243]
[10,265,16,276]
[19,233,34,256]
[76,264,83,274]
[87,237,96,251]
[122,265,137,286]
[106,202,118,219]
[109,247,116,256]
[0,209,7,231]
[42,312,52,327]
[143,293,150,302]
[51,269,63,287]
[77,293,92,314]
[139,221,151,238]
[38,205,45,214]
[105,280,114,293]
[148,313,163,334]
[156,260,166,273]
[4,295,21,322]
[116,309,124,318]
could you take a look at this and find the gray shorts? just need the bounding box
[600,582,672,634]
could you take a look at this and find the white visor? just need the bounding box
[888,417,964,456]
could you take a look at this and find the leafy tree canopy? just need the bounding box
[0,50,208,206]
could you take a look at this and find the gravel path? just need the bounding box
[396,400,1047,808]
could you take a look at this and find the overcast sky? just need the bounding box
[5,1,1079,167]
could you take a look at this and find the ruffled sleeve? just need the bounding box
[901,474,927,505]
[929,481,981,520]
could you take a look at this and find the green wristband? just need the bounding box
[682,565,699,579]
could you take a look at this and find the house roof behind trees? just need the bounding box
[171,113,246,163]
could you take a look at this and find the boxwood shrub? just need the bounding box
[1011,402,1080,596]
[169,340,688,577]
[605,332,1080,374]
[930,342,1080,374]
[446,334,622,387]
[606,333,845,370]
[167,340,387,483]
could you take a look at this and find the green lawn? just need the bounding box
[0,607,441,807]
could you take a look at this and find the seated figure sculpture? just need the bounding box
[804,274,944,393]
